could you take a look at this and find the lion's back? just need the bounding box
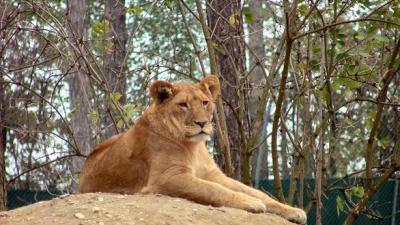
[79,130,150,194]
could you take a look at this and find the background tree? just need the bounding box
[103,0,128,138]
[247,0,269,185]
[206,0,246,181]
[66,0,93,193]
[0,75,6,210]
[0,4,7,211]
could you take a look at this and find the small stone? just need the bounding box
[97,197,104,202]
[92,207,101,213]
[59,194,70,199]
[74,213,85,219]
[139,218,144,221]
[208,207,226,213]
[99,222,105,225]
[106,214,113,218]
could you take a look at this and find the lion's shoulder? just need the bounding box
[86,133,124,158]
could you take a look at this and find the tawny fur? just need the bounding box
[79,75,307,224]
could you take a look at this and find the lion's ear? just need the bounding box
[200,75,220,100]
[150,80,174,103]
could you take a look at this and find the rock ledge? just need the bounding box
[0,193,296,225]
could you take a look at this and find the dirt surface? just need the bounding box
[0,193,296,225]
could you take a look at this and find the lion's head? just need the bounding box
[147,75,220,143]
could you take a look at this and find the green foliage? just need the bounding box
[122,103,138,123]
[90,19,112,53]
[117,118,124,129]
[92,19,109,37]
[377,136,391,149]
[69,107,77,116]
[336,76,362,89]
[88,111,99,123]
[336,195,344,215]
[228,12,240,26]
[211,42,224,54]
[127,3,142,16]
[394,5,400,18]
[351,185,365,199]
[321,84,329,107]
[298,4,308,17]
[243,7,256,25]
[109,92,123,103]
[164,0,174,9]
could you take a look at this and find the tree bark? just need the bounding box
[315,28,328,225]
[248,0,266,121]
[253,101,271,188]
[0,2,10,211]
[103,0,128,138]
[270,0,299,203]
[207,0,246,181]
[248,0,268,186]
[271,37,292,202]
[66,0,93,193]
[0,76,7,211]
[299,29,314,209]
[281,103,289,178]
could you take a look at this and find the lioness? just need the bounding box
[79,75,307,224]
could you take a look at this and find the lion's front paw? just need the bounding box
[286,208,307,224]
[231,194,266,213]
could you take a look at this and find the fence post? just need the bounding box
[391,172,399,225]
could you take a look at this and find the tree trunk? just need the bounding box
[0,2,9,211]
[299,30,314,209]
[0,76,7,211]
[207,0,246,181]
[103,0,127,138]
[66,0,93,193]
[281,103,289,178]
[248,0,265,117]
[315,27,329,225]
[253,101,271,188]
[248,0,268,186]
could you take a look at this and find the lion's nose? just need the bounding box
[194,120,207,128]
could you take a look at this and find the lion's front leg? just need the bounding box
[205,171,307,224]
[143,173,266,213]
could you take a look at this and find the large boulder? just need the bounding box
[0,193,296,225]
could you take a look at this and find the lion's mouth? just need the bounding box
[187,131,210,137]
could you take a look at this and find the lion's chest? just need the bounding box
[191,146,215,179]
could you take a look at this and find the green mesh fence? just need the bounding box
[7,189,59,210]
[7,178,399,225]
[257,178,399,225]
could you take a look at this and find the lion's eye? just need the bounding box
[178,102,188,108]
[202,101,209,106]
